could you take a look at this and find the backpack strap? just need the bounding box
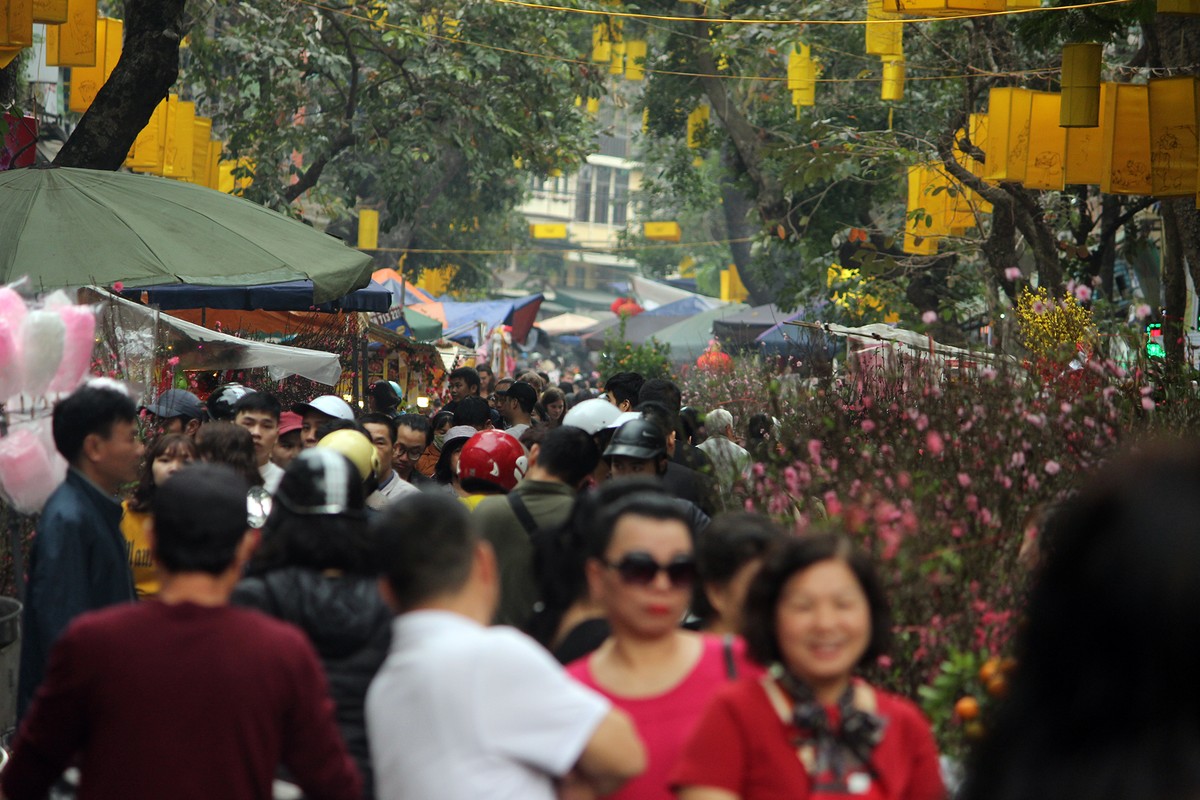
[507,491,540,536]
[723,634,739,680]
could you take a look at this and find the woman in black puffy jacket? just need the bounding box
[233,449,391,800]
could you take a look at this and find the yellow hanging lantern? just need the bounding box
[1060,43,1102,127]
[188,117,212,186]
[0,0,33,68]
[207,141,222,190]
[881,57,905,101]
[903,164,942,254]
[1148,76,1199,197]
[883,0,1003,17]
[586,97,600,115]
[125,97,167,173]
[625,39,646,80]
[687,105,710,149]
[1063,83,1106,185]
[32,0,67,24]
[44,0,95,66]
[1007,0,1039,7]
[983,87,1033,183]
[1100,82,1151,195]
[788,43,816,108]
[358,210,380,250]
[609,39,625,76]
[591,22,611,62]
[67,16,120,113]
[865,0,903,56]
[1022,91,1066,190]
[1158,0,1200,12]
[161,95,196,180]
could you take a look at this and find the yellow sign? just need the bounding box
[531,223,568,239]
[644,221,682,241]
[358,210,380,250]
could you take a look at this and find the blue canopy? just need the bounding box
[642,296,713,317]
[120,279,392,313]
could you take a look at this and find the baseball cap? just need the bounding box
[277,411,303,436]
[143,389,205,421]
[293,395,356,422]
[495,381,538,407]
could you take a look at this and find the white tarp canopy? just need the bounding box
[537,312,609,336]
[629,276,727,312]
[85,287,342,385]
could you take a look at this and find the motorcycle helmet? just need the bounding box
[562,398,623,435]
[604,418,667,460]
[274,448,366,517]
[314,429,383,495]
[207,383,256,421]
[457,430,528,493]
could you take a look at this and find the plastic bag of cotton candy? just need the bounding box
[0,284,98,406]
[0,419,67,513]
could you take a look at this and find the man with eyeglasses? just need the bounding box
[361,413,420,509]
[392,414,436,485]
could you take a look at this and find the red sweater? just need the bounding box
[671,677,944,800]
[2,601,362,800]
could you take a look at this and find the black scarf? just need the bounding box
[775,667,887,786]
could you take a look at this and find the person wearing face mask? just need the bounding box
[120,434,198,599]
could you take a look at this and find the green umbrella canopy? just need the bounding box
[403,308,443,341]
[0,167,373,303]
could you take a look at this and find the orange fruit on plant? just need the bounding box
[999,657,1018,674]
[954,696,981,721]
[986,675,1008,697]
[964,721,986,741]
[978,657,1001,684]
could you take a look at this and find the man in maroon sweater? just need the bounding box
[1,463,362,800]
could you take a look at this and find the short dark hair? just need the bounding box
[231,391,281,421]
[742,533,891,667]
[374,492,478,611]
[477,365,493,377]
[636,400,677,441]
[638,378,682,414]
[315,418,364,443]
[603,372,644,407]
[431,411,454,432]
[195,422,264,488]
[453,396,492,429]
[52,384,138,464]
[538,426,599,487]
[251,505,374,576]
[693,512,787,624]
[153,463,249,575]
[360,412,398,446]
[396,413,432,446]
[586,486,694,560]
[449,367,481,392]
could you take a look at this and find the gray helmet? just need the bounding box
[604,418,667,460]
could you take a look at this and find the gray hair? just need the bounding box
[706,408,734,434]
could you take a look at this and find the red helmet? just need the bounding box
[457,430,528,492]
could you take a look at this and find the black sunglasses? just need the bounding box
[604,552,697,588]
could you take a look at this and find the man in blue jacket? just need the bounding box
[17,382,143,718]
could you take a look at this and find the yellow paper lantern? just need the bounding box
[788,43,816,107]
[187,117,212,186]
[1007,0,1039,6]
[32,0,65,23]
[904,165,943,254]
[1060,43,1102,127]
[687,105,710,149]
[983,87,1033,183]
[625,39,646,80]
[0,0,33,67]
[218,158,254,195]
[865,0,903,56]
[585,97,600,115]
[1100,82,1151,195]
[1023,91,1066,190]
[125,97,167,173]
[881,57,905,101]
[591,23,611,62]
[1158,0,1200,12]
[720,265,750,302]
[358,210,379,250]
[207,141,221,190]
[161,96,195,180]
[609,39,625,76]
[67,16,120,114]
[1148,76,1199,197]
[44,0,95,66]
[883,0,1003,17]
[1063,83,1107,184]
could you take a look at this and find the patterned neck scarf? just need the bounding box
[775,667,887,786]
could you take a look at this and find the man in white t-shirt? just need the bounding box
[232,392,284,494]
[367,493,645,800]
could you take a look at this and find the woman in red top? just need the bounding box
[567,488,760,800]
[671,533,944,800]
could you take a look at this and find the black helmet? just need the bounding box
[604,418,667,460]
[207,383,256,421]
[274,449,366,517]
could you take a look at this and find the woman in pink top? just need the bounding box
[567,489,761,800]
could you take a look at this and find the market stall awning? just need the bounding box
[83,287,342,385]
[537,312,609,336]
[118,280,391,312]
[371,268,436,305]
[411,294,544,346]
[580,314,691,351]
[629,276,726,312]
[375,307,445,342]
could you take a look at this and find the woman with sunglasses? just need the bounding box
[671,533,943,800]
[567,490,761,800]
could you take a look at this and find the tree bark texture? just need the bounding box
[53,0,189,169]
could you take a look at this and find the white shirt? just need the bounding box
[366,470,420,511]
[259,461,284,494]
[367,610,610,800]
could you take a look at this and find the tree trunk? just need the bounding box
[53,0,189,169]
[1161,199,1187,368]
[719,144,772,305]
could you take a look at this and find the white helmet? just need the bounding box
[604,411,644,430]
[562,398,623,435]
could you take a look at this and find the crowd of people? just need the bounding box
[1,365,1191,800]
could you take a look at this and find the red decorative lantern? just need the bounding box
[610,298,644,317]
[0,114,37,170]
[696,340,733,372]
